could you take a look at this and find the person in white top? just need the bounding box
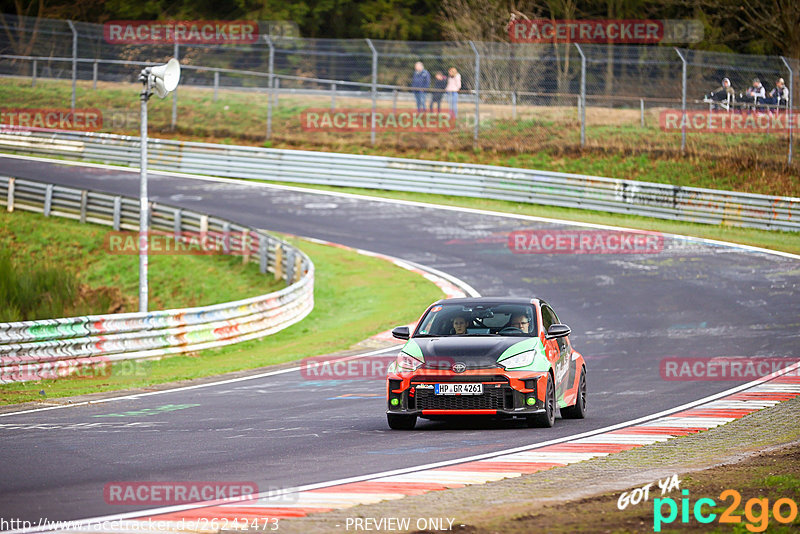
[745,78,765,104]
[446,67,462,118]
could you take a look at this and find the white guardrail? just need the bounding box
[0,175,314,384]
[1,128,798,231]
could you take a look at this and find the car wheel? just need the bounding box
[528,374,555,428]
[561,368,586,419]
[387,413,417,430]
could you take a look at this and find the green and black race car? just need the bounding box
[386,297,587,430]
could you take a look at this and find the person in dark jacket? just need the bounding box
[763,78,789,106]
[705,77,735,110]
[411,62,431,112]
[429,72,447,113]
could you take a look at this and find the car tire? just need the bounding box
[387,413,417,430]
[528,374,555,428]
[561,368,586,419]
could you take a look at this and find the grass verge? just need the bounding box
[0,230,444,405]
[1,78,798,197]
[0,209,284,317]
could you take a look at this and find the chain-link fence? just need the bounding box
[1,14,798,166]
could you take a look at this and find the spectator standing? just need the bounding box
[411,62,430,113]
[446,67,461,118]
[430,72,447,113]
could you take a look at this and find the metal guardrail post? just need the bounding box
[780,56,794,165]
[266,35,274,141]
[365,38,378,146]
[113,196,121,230]
[469,41,480,144]
[7,178,15,212]
[44,184,53,216]
[575,44,586,147]
[67,20,77,111]
[92,61,98,90]
[675,48,687,153]
[171,42,179,130]
[79,190,88,223]
[32,59,37,87]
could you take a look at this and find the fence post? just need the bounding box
[575,43,586,147]
[365,38,378,146]
[393,89,398,112]
[469,41,480,144]
[331,82,336,110]
[259,236,268,274]
[512,91,516,120]
[640,98,645,127]
[213,71,219,102]
[67,20,77,110]
[675,48,687,153]
[32,59,37,87]
[171,42,179,130]
[780,56,794,165]
[266,35,274,141]
[92,61,98,90]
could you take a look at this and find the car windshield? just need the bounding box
[415,303,537,337]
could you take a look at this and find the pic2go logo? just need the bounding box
[654,489,798,532]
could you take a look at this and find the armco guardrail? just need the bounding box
[0,175,314,383]
[0,128,798,231]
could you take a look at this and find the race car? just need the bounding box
[386,297,586,430]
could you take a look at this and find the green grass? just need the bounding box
[0,218,444,405]
[1,77,798,197]
[0,209,284,314]
[0,248,82,321]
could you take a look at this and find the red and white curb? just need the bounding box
[26,367,799,534]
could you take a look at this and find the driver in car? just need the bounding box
[452,315,469,335]
[509,313,531,333]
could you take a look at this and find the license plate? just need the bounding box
[434,383,483,395]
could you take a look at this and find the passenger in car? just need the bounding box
[452,315,469,335]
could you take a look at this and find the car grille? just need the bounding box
[412,375,508,383]
[414,386,507,410]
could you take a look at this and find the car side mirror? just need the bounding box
[546,323,571,339]
[392,326,410,340]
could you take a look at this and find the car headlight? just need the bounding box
[498,350,535,370]
[395,352,424,372]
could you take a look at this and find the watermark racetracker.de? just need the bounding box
[300,109,456,133]
[104,231,265,256]
[103,20,260,44]
[508,229,664,254]
[1,358,152,383]
[301,354,456,380]
[1,108,103,132]
[104,481,259,505]
[508,19,703,44]
[660,357,799,381]
[660,109,799,133]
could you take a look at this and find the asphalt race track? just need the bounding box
[1,155,799,525]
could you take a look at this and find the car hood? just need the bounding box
[404,336,536,369]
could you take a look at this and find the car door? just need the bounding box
[542,304,570,397]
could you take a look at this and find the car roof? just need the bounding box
[433,297,544,307]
